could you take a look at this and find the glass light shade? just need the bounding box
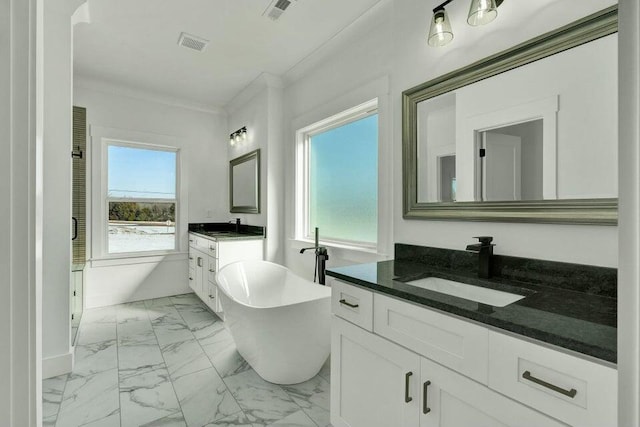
[241,129,247,140]
[467,0,498,26]
[428,9,454,47]
[234,133,242,143]
[229,136,235,145]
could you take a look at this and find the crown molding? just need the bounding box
[73,74,226,115]
[224,72,284,116]
[282,0,390,85]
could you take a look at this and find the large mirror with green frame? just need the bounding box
[402,6,618,224]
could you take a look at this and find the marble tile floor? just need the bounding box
[44,293,331,427]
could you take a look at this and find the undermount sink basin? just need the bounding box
[405,277,525,307]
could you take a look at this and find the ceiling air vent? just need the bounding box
[264,0,296,21]
[177,32,209,52]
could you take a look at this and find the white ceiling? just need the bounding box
[73,0,384,109]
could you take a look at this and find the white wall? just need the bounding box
[74,82,229,307]
[618,0,639,423]
[41,0,86,379]
[226,75,285,263]
[391,0,617,268]
[281,0,395,281]
[1,0,41,422]
[281,0,618,279]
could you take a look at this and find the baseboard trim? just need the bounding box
[42,351,74,379]
[86,286,191,309]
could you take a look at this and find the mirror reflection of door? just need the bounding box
[482,132,522,201]
[479,119,543,202]
[438,155,456,202]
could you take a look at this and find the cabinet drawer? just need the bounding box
[420,356,566,427]
[488,331,617,427]
[373,294,489,384]
[206,282,217,304]
[208,266,216,283]
[207,242,217,257]
[188,268,195,290]
[331,280,373,332]
[188,252,196,269]
[189,233,214,253]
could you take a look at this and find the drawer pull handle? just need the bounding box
[404,372,413,403]
[197,257,203,267]
[208,294,215,299]
[522,371,577,398]
[210,246,215,250]
[422,380,431,414]
[209,269,215,273]
[189,239,194,242]
[339,299,359,309]
[189,277,193,281]
[189,257,194,260]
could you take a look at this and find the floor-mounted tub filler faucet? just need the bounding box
[300,227,329,285]
[465,236,495,279]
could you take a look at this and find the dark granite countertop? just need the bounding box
[189,230,264,241]
[326,245,617,364]
[188,222,265,241]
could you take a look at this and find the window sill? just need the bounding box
[290,238,390,264]
[89,251,188,268]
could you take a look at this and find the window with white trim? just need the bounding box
[106,143,178,254]
[297,99,378,248]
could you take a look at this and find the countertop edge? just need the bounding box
[189,230,265,241]
[327,270,617,366]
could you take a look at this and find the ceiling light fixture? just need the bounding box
[229,127,247,146]
[428,0,504,47]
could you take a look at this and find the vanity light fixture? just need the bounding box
[428,5,454,47]
[229,126,247,146]
[467,0,501,26]
[428,0,504,47]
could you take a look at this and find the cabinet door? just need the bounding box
[188,248,197,293]
[420,357,566,427]
[194,251,205,298]
[331,316,420,427]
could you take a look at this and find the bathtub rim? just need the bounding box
[217,260,331,310]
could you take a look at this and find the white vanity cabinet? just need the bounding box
[188,232,263,317]
[330,279,617,427]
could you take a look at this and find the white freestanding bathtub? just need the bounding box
[216,260,331,384]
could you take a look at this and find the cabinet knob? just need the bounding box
[208,294,215,299]
[189,277,193,281]
[209,269,215,273]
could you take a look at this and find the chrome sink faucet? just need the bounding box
[466,236,495,279]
